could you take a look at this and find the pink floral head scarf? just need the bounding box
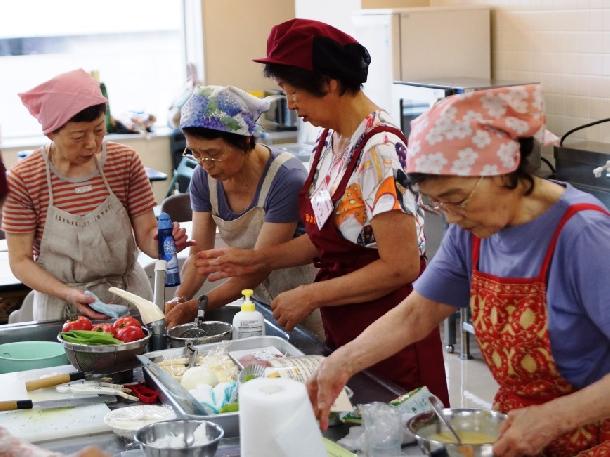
[19,69,107,135]
[406,84,556,176]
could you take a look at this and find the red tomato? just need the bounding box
[112,316,141,332]
[115,325,145,343]
[62,316,93,332]
[92,323,115,335]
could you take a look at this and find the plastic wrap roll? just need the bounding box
[239,378,326,457]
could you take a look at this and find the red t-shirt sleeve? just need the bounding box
[2,168,37,233]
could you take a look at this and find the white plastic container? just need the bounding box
[232,289,265,339]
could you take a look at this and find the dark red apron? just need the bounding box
[471,203,610,457]
[299,126,449,405]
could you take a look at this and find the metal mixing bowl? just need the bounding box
[135,419,224,457]
[57,326,150,374]
[167,321,232,348]
[407,408,507,457]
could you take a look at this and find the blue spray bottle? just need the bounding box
[157,212,181,287]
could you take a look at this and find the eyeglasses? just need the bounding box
[420,176,484,214]
[182,147,225,164]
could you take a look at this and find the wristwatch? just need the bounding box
[168,295,189,305]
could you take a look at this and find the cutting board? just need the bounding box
[0,365,111,442]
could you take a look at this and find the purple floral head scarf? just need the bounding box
[180,85,271,136]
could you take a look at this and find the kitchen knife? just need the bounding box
[25,372,112,391]
[0,395,116,411]
[25,372,86,391]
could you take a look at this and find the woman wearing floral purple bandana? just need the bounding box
[164,85,323,338]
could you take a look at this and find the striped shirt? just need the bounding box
[2,142,156,256]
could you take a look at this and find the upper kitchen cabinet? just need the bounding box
[197,0,295,91]
[352,7,490,114]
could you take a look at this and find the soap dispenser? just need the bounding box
[232,289,265,339]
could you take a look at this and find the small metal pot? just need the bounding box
[407,408,507,457]
[135,419,223,456]
[167,321,232,348]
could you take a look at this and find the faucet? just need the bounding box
[196,295,208,329]
[593,160,610,178]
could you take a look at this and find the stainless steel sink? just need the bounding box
[0,304,295,348]
[0,309,240,346]
[0,320,62,344]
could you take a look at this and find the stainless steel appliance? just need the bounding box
[392,78,534,137]
[264,90,297,131]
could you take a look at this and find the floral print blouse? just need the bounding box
[309,110,426,254]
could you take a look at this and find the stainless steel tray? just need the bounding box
[141,336,304,437]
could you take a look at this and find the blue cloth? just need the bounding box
[189,381,238,415]
[189,148,307,234]
[414,183,610,389]
[85,291,129,319]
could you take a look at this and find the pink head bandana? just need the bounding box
[18,69,107,135]
[406,84,556,176]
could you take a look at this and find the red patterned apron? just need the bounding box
[470,203,610,456]
[299,126,449,405]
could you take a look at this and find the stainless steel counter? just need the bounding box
[0,305,425,456]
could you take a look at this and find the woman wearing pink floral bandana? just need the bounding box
[308,84,610,456]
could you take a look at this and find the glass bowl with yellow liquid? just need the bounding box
[407,408,506,457]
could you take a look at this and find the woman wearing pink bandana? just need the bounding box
[308,84,610,456]
[3,69,190,321]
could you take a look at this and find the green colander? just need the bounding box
[0,341,68,373]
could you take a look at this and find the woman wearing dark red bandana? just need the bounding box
[196,19,449,406]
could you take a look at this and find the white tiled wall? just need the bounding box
[432,0,610,144]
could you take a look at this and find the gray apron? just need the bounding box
[209,152,323,339]
[33,143,153,321]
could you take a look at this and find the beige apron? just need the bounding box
[33,144,153,321]
[209,152,323,339]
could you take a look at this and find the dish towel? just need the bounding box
[85,291,129,318]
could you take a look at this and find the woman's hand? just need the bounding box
[307,351,353,431]
[65,289,107,319]
[194,247,264,280]
[164,298,197,329]
[271,286,316,331]
[171,221,194,252]
[493,404,565,457]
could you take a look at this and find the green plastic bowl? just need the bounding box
[0,341,69,374]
